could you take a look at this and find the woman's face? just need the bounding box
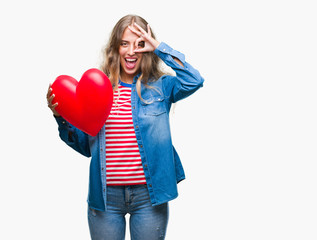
[119,26,143,83]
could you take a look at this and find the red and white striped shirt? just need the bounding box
[105,82,146,186]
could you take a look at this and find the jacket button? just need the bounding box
[149,184,152,187]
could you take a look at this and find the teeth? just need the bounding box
[126,59,137,62]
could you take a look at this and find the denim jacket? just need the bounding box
[55,42,204,211]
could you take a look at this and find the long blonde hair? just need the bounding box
[100,15,166,99]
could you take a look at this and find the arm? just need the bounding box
[47,85,91,157]
[54,116,91,157]
[172,57,184,68]
[154,42,204,103]
[129,23,204,102]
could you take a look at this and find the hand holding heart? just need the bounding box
[47,68,113,136]
[47,84,60,117]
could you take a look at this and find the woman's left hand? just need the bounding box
[128,23,160,53]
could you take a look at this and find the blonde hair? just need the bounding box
[100,15,166,100]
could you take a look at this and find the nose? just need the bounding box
[128,44,135,55]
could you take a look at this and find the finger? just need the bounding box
[147,24,152,37]
[47,87,52,98]
[134,35,144,49]
[133,48,145,53]
[52,102,58,109]
[47,84,54,98]
[48,94,55,104]
[47,101,58,108]
[128,25,142,37]
[134,22,147,35]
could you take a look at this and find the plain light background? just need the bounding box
[1,0,316,239]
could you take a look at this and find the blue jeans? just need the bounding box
[88,185,169,240]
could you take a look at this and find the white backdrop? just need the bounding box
[1,0,316,239]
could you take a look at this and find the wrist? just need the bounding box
[53,112,61,117]
[153,40,160,50]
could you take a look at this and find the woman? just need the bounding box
[47,14,204,240]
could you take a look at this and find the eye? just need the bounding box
[138,41,145,48]
[120,41,128,47]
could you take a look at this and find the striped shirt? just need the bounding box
[105,82,146,186]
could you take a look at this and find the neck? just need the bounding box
[120,78,133,84]
[120,72,134,84]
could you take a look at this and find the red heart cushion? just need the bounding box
[51,68,113,136]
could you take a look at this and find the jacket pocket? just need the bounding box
[141,96,166,116]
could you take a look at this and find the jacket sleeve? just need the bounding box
[55,116,91,157]
[154,42,204,103]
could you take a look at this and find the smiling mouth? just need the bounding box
[125,58,137,69]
